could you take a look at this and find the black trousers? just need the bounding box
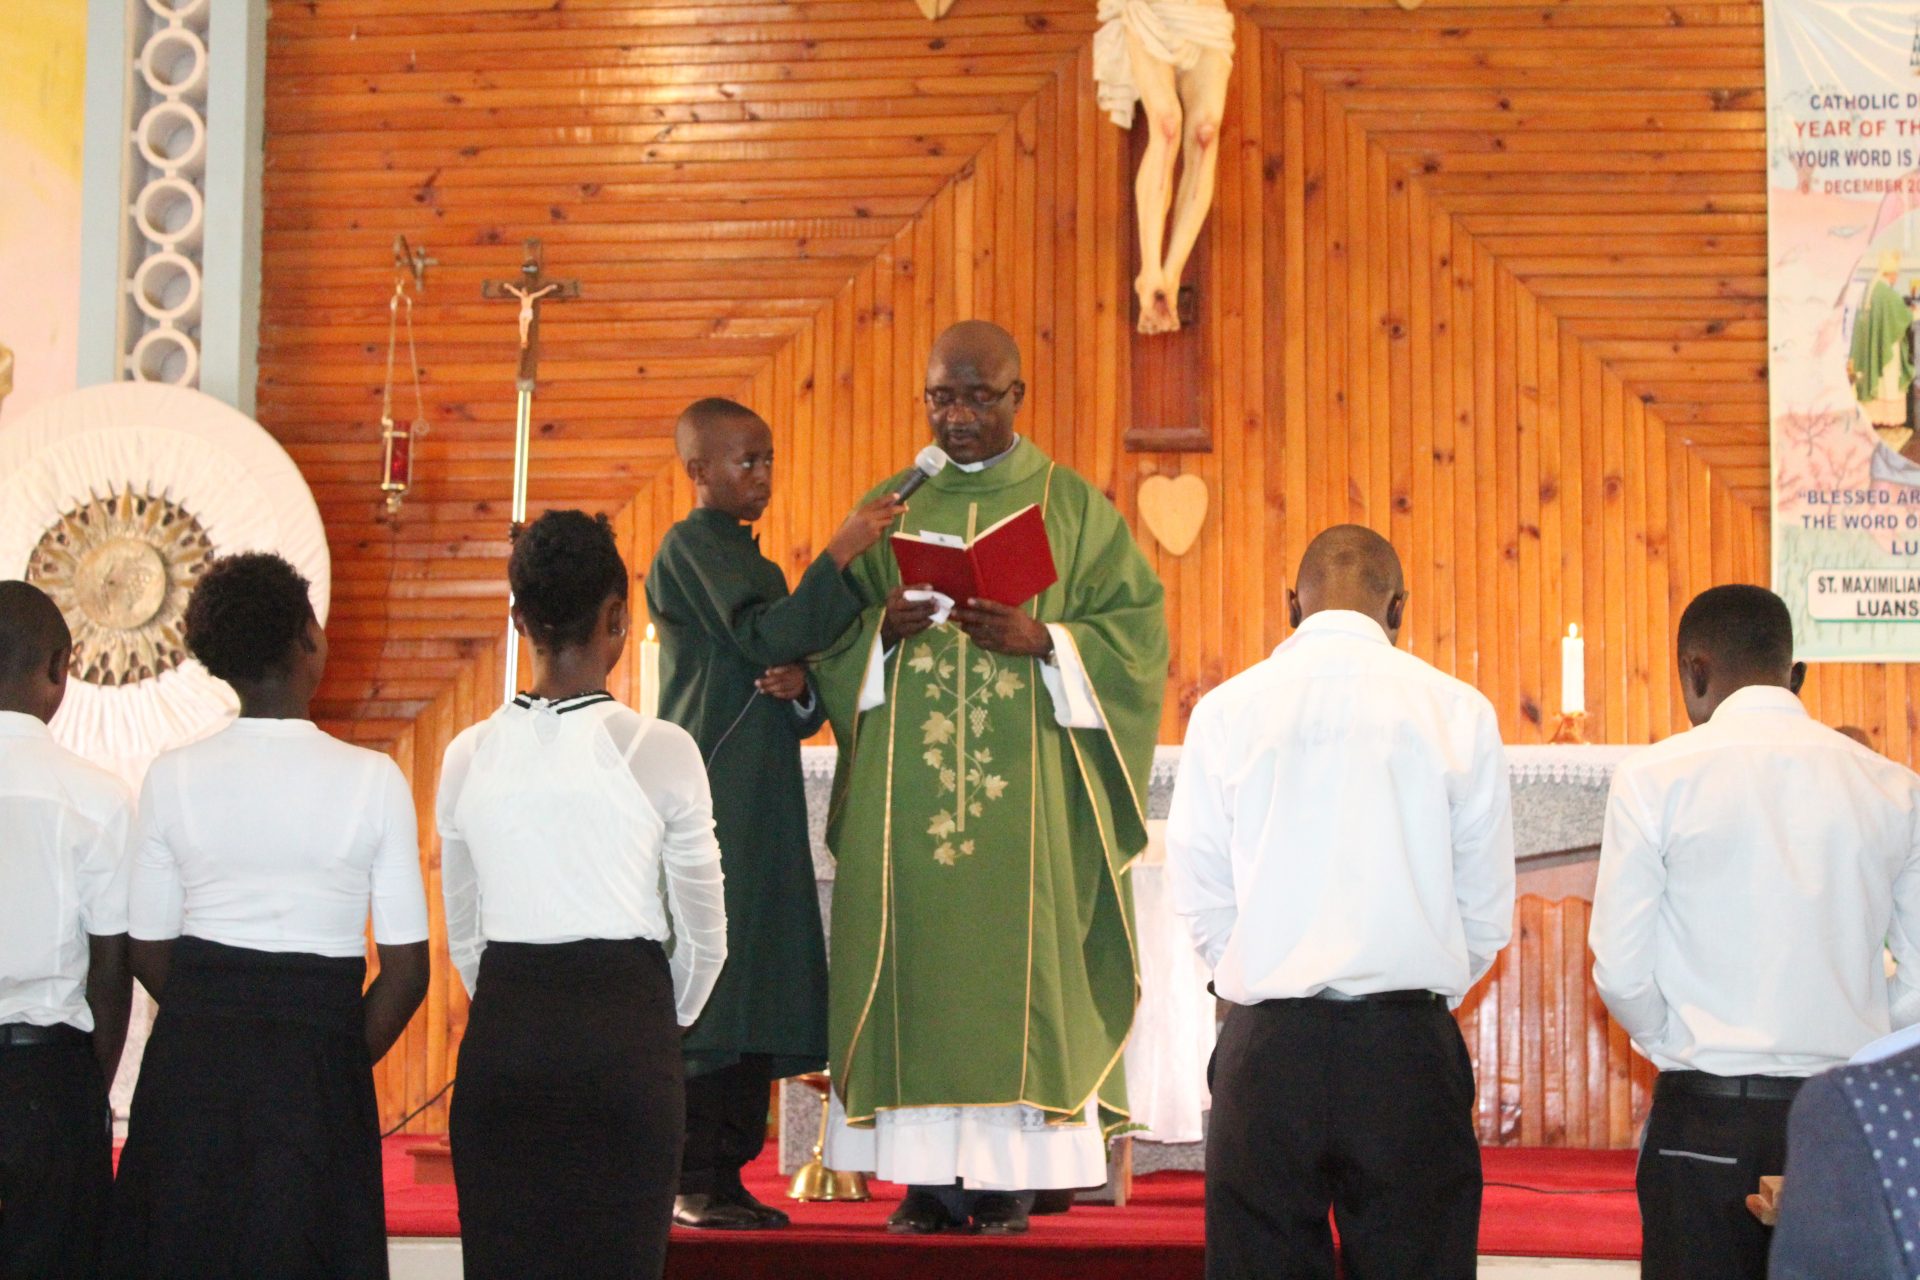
[1205,996,1482,1280]
[0,1037,110,1280]
[679,1053,772,1197]
[1637,1073,1796,1280]
[451,939,684,1280]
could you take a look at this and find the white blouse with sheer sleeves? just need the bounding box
[436,696,727,1026]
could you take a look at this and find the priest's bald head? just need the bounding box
[1675,584,1805,727]
[925,321,1025,466]
[0,580,72,723]
[1288,525,1408,643]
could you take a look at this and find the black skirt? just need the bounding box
[105,937,384,1280]
[450,938,684,1280]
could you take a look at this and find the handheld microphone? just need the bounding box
[893,445,950,502]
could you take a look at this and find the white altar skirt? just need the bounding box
[1123,858,1216,1142]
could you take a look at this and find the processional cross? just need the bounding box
[482,239,580,698]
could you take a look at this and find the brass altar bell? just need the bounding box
[789,1073,869,1202]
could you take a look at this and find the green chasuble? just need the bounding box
[1852,279,1914,403]
[815,439,1168,1134]
[645,507,864,1079]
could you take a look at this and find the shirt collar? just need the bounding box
[1279,610,1392,653]
[687,506,755,541]
[0,710,52,739]
[951,435,1022,473]
[1707,684,1809,722]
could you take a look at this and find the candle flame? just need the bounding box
[1569,623,1579,639]
[645,623,656,642]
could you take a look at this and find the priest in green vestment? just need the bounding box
[644,398,900,1230]
[815,322,1169,1235]
[1851,251,1915,435]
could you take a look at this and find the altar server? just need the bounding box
[439,510,728,1279]
[0,582,133,1280]
[1591,583,1920,1280]
[647,397,900,1230]
[1166,525,1515,1280]
[107,554,431,1279]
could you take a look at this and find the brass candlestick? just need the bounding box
[1549,711,1589,745]
[788,1073,869,1203]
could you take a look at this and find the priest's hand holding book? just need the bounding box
[952,599,1052,657]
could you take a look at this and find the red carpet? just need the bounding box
[384,1138,1640,1276]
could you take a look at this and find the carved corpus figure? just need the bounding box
[1094,0,1235,334]
[502,281,560,350]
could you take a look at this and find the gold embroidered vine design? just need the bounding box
[910,630,1027,866]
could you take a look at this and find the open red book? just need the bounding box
[889,504,1059,608]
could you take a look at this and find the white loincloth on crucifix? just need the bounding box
[1091,0,1235,128]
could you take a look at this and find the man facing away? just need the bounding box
[1165,526,1515,1280]
[1591,583,1920,1280]
[645,397,900,1229]
[0,581,135,1279]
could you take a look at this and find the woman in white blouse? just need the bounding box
[437,510,727,1280]
[108,553,432,1279]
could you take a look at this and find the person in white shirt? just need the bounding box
[1166,525,1515,1280]
[0,582,134,1280]
[107,553,431,1280]
[437,510,728,1280]
[1590,583,1920,1280]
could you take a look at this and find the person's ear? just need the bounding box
[1008,380,1027,414]
[1682,653,1711,700]
[44,645,69,687]
[1789,660,1807,695]
[607,597,630,641]
[510,605,531,639]
[1287,588,1302,629]
[684,455,707,486]
[297,612,321,655]
[1384,592,1407,634]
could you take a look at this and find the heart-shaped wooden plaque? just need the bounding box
[1138,473,1208,556]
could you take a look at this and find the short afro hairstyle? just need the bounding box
[183,552,316,683]
[509,510,629,650]
[1677,584,1794,676]
[0,581,71,683]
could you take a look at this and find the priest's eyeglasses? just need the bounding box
[923,381,1020,411]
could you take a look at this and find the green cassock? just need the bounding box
[645,507,863,1079]
[816,438,1169,1135]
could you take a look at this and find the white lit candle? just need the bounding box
[1561,624,1586,716]
[639,622,661,718]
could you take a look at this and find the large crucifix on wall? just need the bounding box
[1095,0,1235,452]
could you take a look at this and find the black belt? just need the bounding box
[1660,1070,1806,1102]
[1310,989,1447,1007]
[0,1022,89,1049]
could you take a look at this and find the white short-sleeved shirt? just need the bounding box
[436,693,728,1026]
[128,718,430,958]
[0,711,135,1031]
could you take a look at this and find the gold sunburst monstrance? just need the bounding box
[27,488,214,687]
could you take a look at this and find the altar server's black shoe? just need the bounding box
[1031,1188,1075,1215]
[673,1194,765,1230]
[723,1185,791,1229]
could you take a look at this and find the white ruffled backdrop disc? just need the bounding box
[0,382,329,1120]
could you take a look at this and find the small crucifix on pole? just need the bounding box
[482,238,579,699]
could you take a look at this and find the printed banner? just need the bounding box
[1769,3,1920,657]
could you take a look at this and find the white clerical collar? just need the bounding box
[951,436,1022,472]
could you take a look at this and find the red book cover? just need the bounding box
[889,504,1058,607]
